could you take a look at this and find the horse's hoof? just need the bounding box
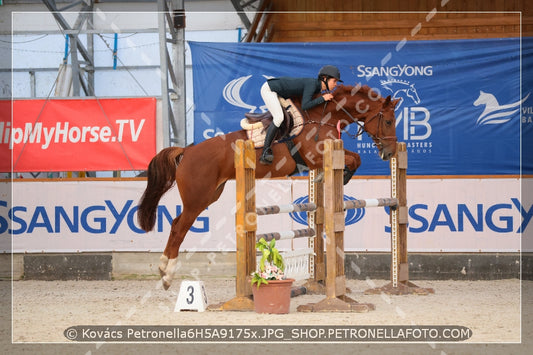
[162,276,171,290]
[343,168,355,185]
[313,171,324,183]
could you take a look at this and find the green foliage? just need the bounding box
[251,237,286,289]
[251,272,269,289]
[256,237,285,272]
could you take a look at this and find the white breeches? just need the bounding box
[260,82,284,127]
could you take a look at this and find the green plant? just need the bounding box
[251,237,286,288]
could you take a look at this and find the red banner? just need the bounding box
[0,98,156,172]
[0,100,12,172]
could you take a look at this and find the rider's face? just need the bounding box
[322,77,339,91]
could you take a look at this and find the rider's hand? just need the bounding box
[323,93,334,101]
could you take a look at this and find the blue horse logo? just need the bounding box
[290,195,365,226]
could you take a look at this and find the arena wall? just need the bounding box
[2,252,529,282]
[2,178,530,282]
[266,0,532,42]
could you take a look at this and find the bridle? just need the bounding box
[330,98,397,149]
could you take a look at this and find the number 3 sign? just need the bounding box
[174,280,208,312]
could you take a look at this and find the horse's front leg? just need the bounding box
[312,149,361,184]
[343,150,361,185]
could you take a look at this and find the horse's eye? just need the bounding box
[386,120,393,126]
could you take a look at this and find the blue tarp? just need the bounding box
[189,38,533,175]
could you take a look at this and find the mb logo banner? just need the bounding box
[189,38,532,175]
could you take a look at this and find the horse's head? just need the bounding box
[407,84,421,105]
[332,85,400,161]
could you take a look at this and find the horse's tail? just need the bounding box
[138,147,184,232]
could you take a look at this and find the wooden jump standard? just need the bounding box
[297,139,375,312]
[364,141,434,296]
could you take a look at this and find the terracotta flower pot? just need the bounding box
[251,278,294,314]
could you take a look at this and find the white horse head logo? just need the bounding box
[473,91,530,125]
[380,79,420,110]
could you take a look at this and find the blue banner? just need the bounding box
[189,38,533,175]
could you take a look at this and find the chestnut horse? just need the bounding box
[138,84,399,289]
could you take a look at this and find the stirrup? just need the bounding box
[260,148,274,165]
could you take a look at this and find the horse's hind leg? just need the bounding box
[159,209,204,290]
[159,181,227,283]
[158,215,181,278]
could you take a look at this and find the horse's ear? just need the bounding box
[384,95,400,109]
[383,95,400,108]
[392,98,401,108]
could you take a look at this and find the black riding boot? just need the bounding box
[260,124,279,165]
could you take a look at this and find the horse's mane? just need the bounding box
[291,84,386,116]
[333,84,383,101]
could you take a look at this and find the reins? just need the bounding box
[330,98,397,148]
[296,92,397,147]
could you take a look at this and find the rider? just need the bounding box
[259,65,343,165]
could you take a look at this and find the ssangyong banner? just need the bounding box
[189,37,533,175]
[1,178,527,253]
[0,98,156,172]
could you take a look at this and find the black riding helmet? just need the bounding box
[318,65,343,91]
[318,65,343,82]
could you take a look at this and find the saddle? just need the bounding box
[240,97,304,148]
